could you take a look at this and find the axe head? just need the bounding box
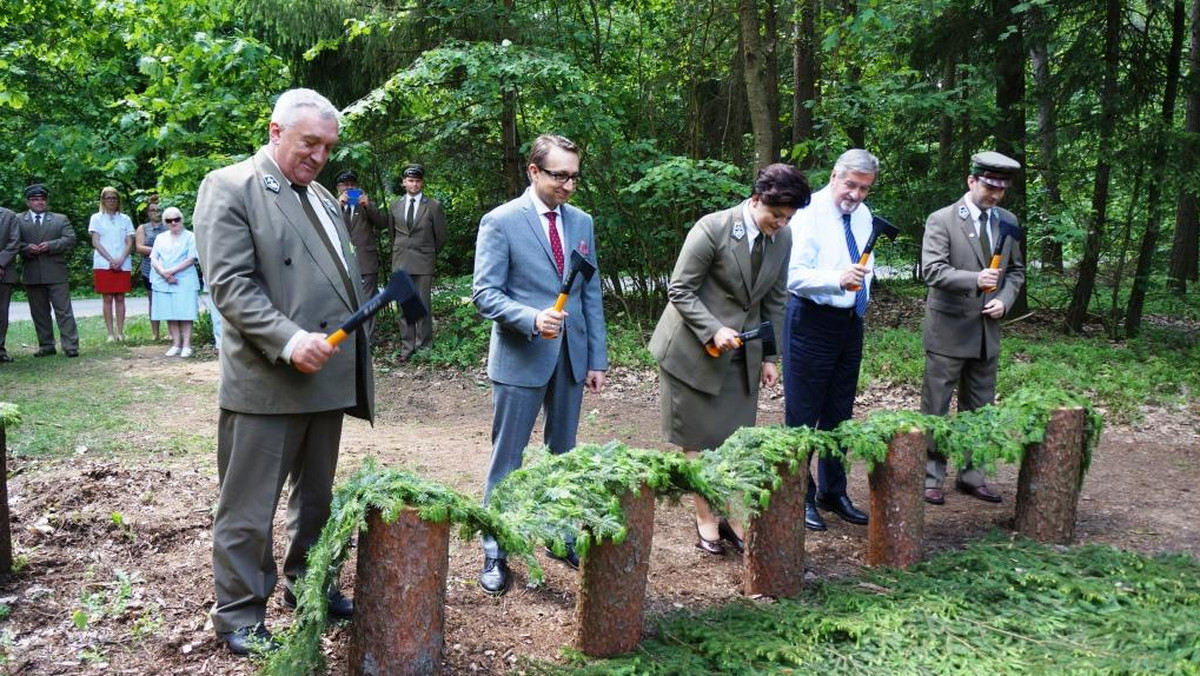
[997,217,1023,244]
[872,215,900,241]
[380,269,428,322]
[758,320,776,356]
[568,248,597,283]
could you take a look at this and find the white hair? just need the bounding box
[162,206,184,221]
[833,148,880,177]
[271,88,340,129]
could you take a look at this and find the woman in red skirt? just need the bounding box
[89,187,136,342]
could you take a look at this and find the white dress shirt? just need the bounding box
[402,192,423,223]
[786,183,874,308]
[739,200,765,254]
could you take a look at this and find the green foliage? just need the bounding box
[403,276,490,370]
[0,402,20,430]
[541,534,1200,675]
[192,306,215,349]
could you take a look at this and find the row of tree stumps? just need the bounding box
[345,407,1087,675]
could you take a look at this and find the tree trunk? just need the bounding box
[792,0,817,167]
[1169,0,1200,294]
[1015,408,1086,544]
[743,464,806,598]
[499,0,523,199]
[576,485,655,657]
[938,54,958,182]
[739,0,779,172]
[1066,0,1122,333]
[992,0,1027,316]
[348,508,450,676]
[1029,4,1064,272]
[1,427,10,575]
[1126,0,1186,337]
[866,430,925,569]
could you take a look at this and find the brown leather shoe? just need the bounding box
[955,481,1002,503]
[924,488,945,505]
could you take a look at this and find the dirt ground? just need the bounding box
[2,347,1198,675]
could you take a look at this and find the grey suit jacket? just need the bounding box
[342,201,385,276]
[194,146,374,421]
[19,211,76,285]
[0,208,19,283]
[649,204,790,396]
[472,190,608,387]
[921,199,1025,360]
[390,195,446,276]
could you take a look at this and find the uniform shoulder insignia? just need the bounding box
[263,175,281,194]
[732,221,746,241]
[957,205,969,219]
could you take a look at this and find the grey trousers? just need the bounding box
[210,408,343,634]
[0,282,12,356]
[921,350,998,489]
[399,273,434,358]
[481,346,584,559]
[26,282,78,352]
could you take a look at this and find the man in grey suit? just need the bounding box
[194,88,374,656]
[334,169,386,338]
[0,206,20,363]
[18,184,80,358]
[389,163,446,360]
[472,134,608,595]
[920,151,1025,505]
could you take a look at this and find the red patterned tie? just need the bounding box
[546,211,565,277]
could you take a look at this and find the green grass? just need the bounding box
[538,535,1200,676]
[1,316,214,458]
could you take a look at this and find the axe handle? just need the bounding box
[983,234,1010,292]
[705,337,744,358]
[326,328,350,347]
[541,289,571,339]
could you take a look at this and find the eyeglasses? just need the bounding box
[165,217,182,223]
[537,166,582,186]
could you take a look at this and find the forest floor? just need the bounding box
[1,340,1198,675]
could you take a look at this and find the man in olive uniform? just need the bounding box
[920,151,1025,505]
[18,184,80,358]
[388,164,446,360]
[0,206,20,363]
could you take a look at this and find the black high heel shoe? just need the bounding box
[717,518,745,554]
[695,522,725,555]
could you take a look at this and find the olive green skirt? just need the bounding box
[659,362,758,451]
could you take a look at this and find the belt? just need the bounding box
[795,296,858,320]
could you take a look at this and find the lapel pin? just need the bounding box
[732,221,745,241]
[263,175,281,193]
[958,205,969,219]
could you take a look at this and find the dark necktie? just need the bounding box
[36,214,43,228]
[405,197,416,228]
[291,184,359,310]
[546,211,565,277]
[750,233,765,281]
[841,213,869,318]
[979,210,993,259]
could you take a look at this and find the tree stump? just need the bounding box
[743,464,807,598]
[867,430,925,569]
[576,485,655,657]
[1,426,10,575]
[1016,407,1086,544]
[348,507,450,676]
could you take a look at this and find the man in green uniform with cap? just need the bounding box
[920,151,1025,505]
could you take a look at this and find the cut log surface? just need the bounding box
[743,465,807,598]
[867,430,925,569]
[576,485,655,657]
[1016,407,1086,544]
[349,507,450,676]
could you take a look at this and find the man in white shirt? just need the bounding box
[784,149,879,532]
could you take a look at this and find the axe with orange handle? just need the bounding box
[326,269,427,347]
[983,217,1023,293]
[704,321,775,357]
[845,215,900,292]
[541,248,597,339]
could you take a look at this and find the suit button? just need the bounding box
[284,257,292,265]
[319,321,328,329]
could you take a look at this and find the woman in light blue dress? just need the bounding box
[149,207,200,357]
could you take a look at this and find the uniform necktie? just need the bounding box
[291,183,359,310]
[546,211,565,277]
[36,214,43,227]
[979,210,993,260]
[750,233,765,281]
[842,213,869,318]
[405,197,416,228]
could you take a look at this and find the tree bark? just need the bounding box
[1015,408,1086,544]
[1066,0,1122,334]
[1,427,11,575]
[792,0,817,166]
[938,54,958,183]
[348,508,450,676]
[576,485,655,658]
[739,0,779,172]
[743,464,806,598]
[1169,0,1200,294]
[1126,0,1186,337]
[1029,4,1064,272]
[992,0,1027,316]
[866,430,925,569]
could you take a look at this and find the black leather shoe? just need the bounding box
[955,480,1003,503]
[65,350,79,358]
[479,557,511,596]
[694,522,725,555]
[804,503,827,531]
[33,349,55,357]
[545,545,580,570]
[282,586,353,619]
[717,518,745,554]
[817,493,869,525]
[223,624,279,656]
